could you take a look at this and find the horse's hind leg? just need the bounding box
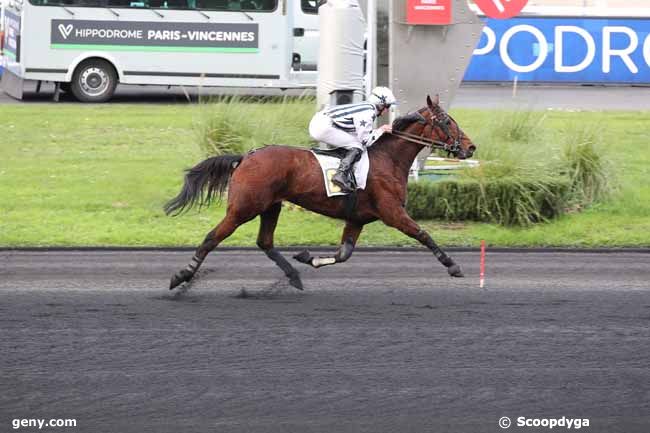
[256,202,303,290]
[169,213,243,290]
[293,221,363,268]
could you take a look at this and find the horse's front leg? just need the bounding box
[379,206,463,277]
[293,222,363,268]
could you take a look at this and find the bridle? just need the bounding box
[389,109,464,157]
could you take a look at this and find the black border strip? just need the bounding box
[26,68,68,74]
[29,1,280,14]
[123,71,280,79]
[0,247,648,254]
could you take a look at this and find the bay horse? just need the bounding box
[165,95,477,291]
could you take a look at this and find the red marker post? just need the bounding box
[479,240,486,289]
[474,0,529,19]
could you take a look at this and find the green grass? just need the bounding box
[1,103,649,247]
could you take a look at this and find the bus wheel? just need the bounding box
[71,59,118,102]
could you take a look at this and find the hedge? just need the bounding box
[406,176,571,226]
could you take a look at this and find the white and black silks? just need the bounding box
[309,102,386,150]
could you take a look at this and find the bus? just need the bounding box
[292,0,317,71]
[1,0,317,102]
[0,0,7,77]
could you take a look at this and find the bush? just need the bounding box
[407,176,570,226]
[196,105,250,156]
[408,110,612,226]
[491,109,547,143]
[195,95,315,156]
[560,126,612,206]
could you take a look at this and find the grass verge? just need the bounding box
[1,103,648,247]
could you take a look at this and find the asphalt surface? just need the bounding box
[2,81,650,110]
[1,250,649,433]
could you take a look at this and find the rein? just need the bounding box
[388,108,463,156]
[389,130,450,151]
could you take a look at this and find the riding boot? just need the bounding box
[332,148,363,193]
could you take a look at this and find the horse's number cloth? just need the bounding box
[310,150,370,197]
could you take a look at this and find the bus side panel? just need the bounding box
[22,4,293,87]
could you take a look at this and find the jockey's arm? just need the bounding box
[364,124,393,148]
[353,111,377,147]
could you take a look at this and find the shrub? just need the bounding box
[195,96,252,156]
[560,125,612,206]
[409,110,613,226]
[407,176,570,226]
[195,95,315,156]
[491,109,547,143]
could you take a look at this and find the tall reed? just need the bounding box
[560,124,612,206]
[195,95,315,156]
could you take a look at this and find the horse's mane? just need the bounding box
[370,110,427,150]
[392,110,427,132]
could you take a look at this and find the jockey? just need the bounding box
[309,86,397,193]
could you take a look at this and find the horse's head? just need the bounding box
[423,94,477,159]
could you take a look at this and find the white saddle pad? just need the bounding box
[310,149,370,197]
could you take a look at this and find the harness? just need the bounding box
[389,110,463,156]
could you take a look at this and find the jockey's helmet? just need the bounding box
[368,87,397,110]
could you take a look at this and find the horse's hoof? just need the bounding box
[293,250,312,265]
[288,273,304,291]
[169,270,193,290]
[447,264,464,278]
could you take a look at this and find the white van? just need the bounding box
[292,0,318,71]
[1,0,318,101]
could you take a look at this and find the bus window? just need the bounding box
[105,0,135,7]
[145,0,192,8]
[29,0,275,9]
[27,0,121,6]
[164,0,192,8]
[195,0,276,12]
[301,0,317,14]
[29,0,103,5]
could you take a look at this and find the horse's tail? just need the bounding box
[164,154,243,216]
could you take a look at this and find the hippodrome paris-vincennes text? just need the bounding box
[72,29,256,42]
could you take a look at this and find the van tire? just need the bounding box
[70,59,118,103]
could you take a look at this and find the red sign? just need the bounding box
[406,0,452,25]
[474,0,528,19]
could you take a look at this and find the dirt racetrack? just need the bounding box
[1,249,649,432]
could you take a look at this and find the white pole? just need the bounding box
[365,0,376,99]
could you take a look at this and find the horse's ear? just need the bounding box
[426,94,440,109]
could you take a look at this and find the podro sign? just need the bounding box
[464,17,650,84]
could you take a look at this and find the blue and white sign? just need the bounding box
[464,17,650,84]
